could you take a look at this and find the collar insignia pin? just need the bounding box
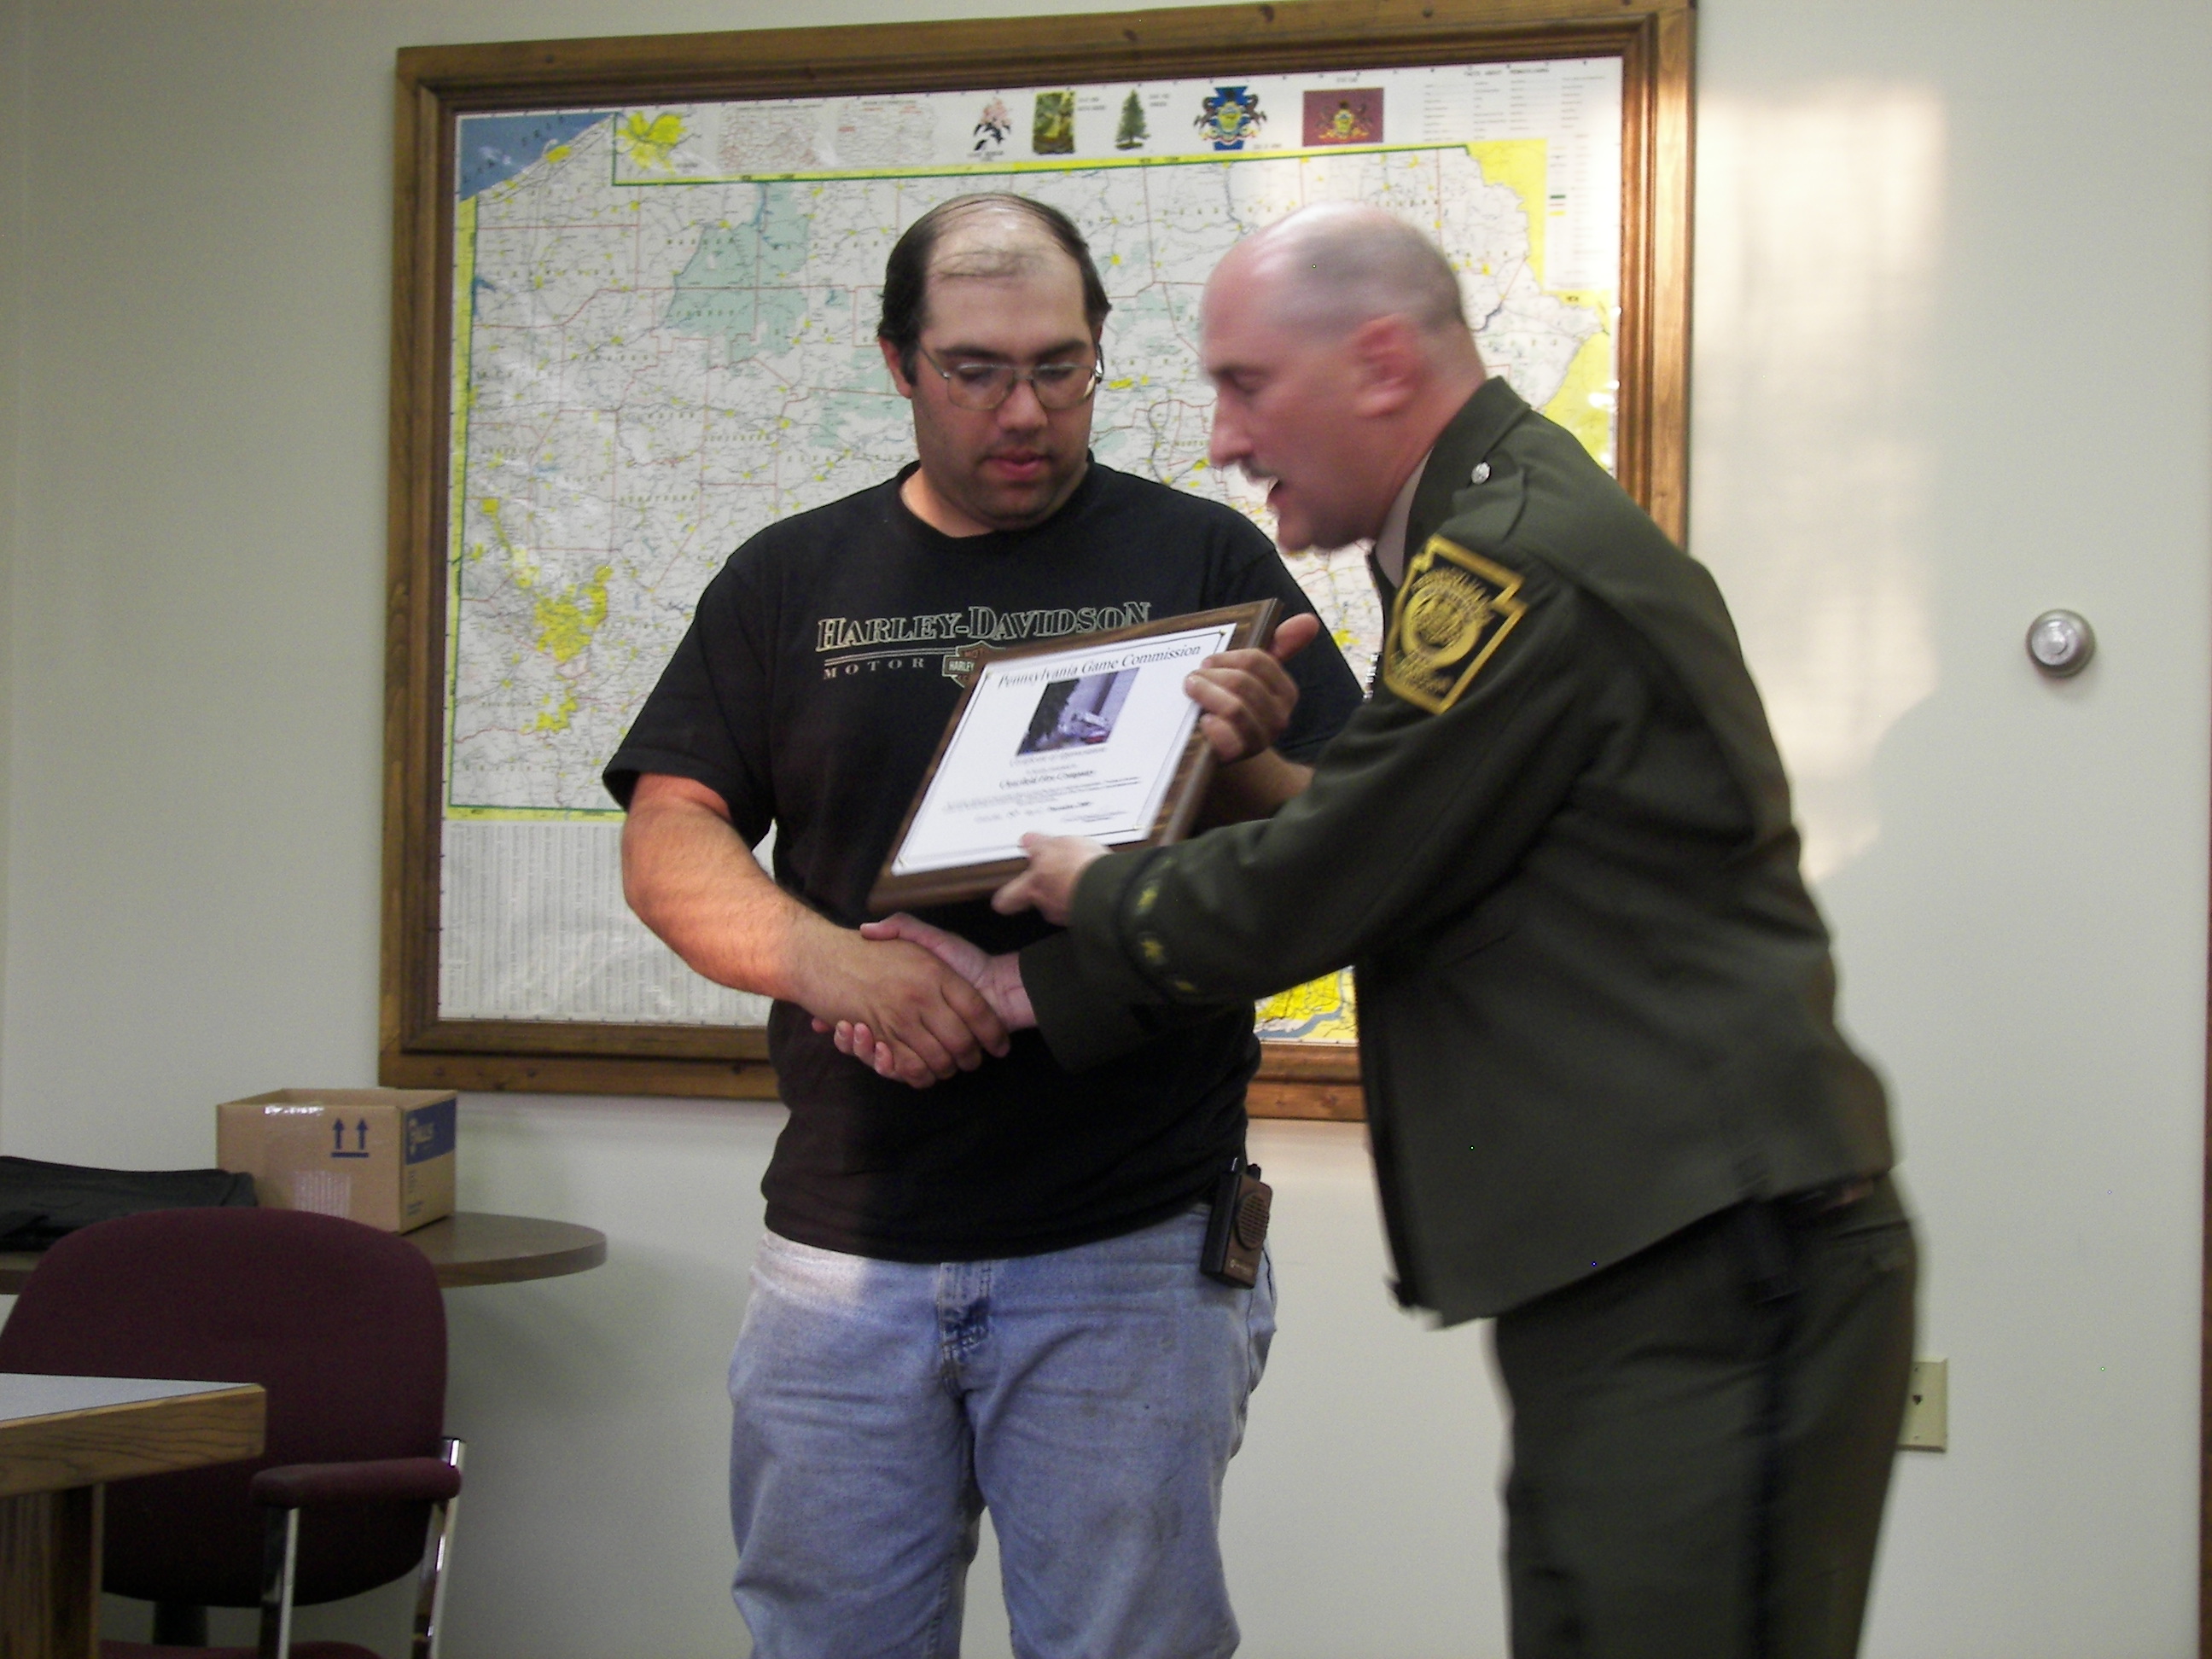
[1469,462,1492,486]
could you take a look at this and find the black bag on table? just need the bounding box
[0,1155,257,1251]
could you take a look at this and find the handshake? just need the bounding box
[807,832,1106,1087]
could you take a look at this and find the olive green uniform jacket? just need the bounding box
[1022,380,1895,1326]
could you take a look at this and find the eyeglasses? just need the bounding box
[916,346,1106,411]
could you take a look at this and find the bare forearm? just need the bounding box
[621,772,1009,1080]
[1201,750,1314,826]
[620,795,818,998]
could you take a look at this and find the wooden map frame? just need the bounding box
[380,0,1695,1115]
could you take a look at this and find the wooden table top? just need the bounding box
[0,1375,265,1499]
[0,1210,607,1295]
[401,1211,608,1286]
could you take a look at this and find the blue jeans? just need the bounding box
[727,1205,1276,1659]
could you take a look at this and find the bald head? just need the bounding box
[1223,203,1470,341]
[928,200,1068,284]
[1200,205,1487,552]
[878,193,1110,374]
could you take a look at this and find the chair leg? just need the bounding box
[410,1437,466,1659]
[255,1507,299,1659]
[151,1602,208,1644]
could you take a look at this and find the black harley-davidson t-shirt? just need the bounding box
[605,460,1362,1260]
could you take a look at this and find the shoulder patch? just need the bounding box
[1381,536,1528,713]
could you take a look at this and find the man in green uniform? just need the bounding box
[841,204,1918,1658]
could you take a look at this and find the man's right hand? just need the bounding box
[816,915,1035,1086]
[620,773,1006,1087]
[792,923,1011,1087]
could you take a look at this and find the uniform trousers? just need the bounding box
[1492,1176,1916,1659]
[727,1206,1275,1659]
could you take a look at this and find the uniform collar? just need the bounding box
[1408,377,1529,549]
[1367,380,1527,598]
[1371,457,1427,585]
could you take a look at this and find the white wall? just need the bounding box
[0,0,23,1128]
[1696,7,2211,1649]
[0,2,2204,1656]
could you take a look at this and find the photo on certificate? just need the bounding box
[1016,668,1137,756]
[868,601,1278,911]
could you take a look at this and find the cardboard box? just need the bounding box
[218,1089,457,1234]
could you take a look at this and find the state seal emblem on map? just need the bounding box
[1302,89,1382,146]
[1382,536,1528,713]
[1195,86,1266,150]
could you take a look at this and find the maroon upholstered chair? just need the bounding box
[0,1207,464,1659]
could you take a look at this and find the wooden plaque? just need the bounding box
[869,602,1277,911]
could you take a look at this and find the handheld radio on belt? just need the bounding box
[1201,1155,1271,1288]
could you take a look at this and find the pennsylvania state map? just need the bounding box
[439,61,1620,1029]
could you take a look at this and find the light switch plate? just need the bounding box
[1901,1357,1947,1451]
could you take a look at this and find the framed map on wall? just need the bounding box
[380,0,1692,1114]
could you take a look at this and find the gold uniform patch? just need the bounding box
[1381,535,1528,713]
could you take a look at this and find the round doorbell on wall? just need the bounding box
[2026,610,2095,678]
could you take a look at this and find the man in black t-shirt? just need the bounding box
[606,195,1359,1657]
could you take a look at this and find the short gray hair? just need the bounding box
[1254,205,1467,337]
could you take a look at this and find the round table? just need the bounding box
[0,1211,607,1295]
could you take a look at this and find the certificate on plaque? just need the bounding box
[867,601,1278,911]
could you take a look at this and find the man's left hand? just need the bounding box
[1185,611,1320,762]
[992,833,1109,924]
